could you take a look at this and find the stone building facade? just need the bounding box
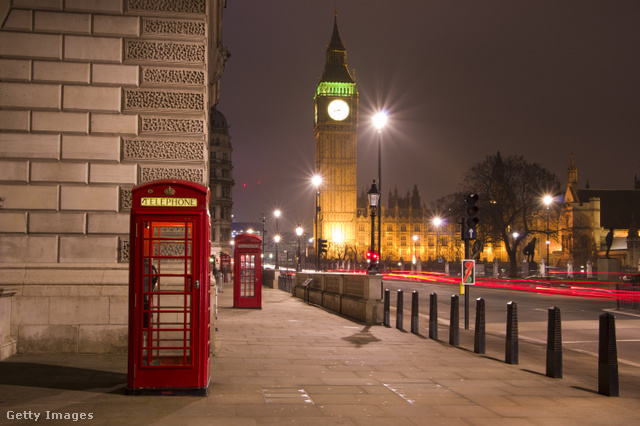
[0,0,228,355]
[209,106,233,263]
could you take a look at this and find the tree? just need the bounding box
[460,152,560,277]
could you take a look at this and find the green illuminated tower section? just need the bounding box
[314,15,358,249]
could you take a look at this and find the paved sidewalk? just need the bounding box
[2,287,640,425]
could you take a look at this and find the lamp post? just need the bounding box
[312,175,322,271]
[273,210,281,269]
[543,195,553,276]
[296,222,303,271]
[261,213,266,264]
[432,217,442,261]
[367,179,381,274]
[373,112,387,270]
[274,234,280,269]
[412,235,418,269]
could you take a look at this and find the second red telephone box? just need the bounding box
[233,233,262,308]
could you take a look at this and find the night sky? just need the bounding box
[217,1,640,235]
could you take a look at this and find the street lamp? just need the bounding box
[296,222,303,271]
[412,235,418,267]
[367,179,381,274]
[432,217,442,261]
[543,195,553,276]
[373,112,387,270]
[274,234,281,269]
[312,175,322,271]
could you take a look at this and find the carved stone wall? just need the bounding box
[127,0,207,14]
[141,117,205,134]
[140,167,204,184]
[142,67,205,86]
[142,18,206,37]
[125,40,205,63]
[124,89,205,111]
[123,139,204,161]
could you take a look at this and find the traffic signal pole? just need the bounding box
[462,193,479,330]
[464,238,470,330]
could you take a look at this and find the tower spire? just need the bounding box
[320,14,354,83]
[568,152,578,189]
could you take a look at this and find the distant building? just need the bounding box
[209,107,234,264]
[560,154,640,269]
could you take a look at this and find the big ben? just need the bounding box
[315,15,358,250]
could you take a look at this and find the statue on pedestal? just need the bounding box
[605,228,614,258]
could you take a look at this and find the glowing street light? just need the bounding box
[295,222,303,271]
[432,217,442,260]
[372,111,387,270]
[274,234,281,269]
[543,195,553,276]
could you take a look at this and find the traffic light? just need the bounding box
[367,250,379,261]
[464,193,479,240]
[318,239,328,257]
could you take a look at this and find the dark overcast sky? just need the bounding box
[217,1,640,234]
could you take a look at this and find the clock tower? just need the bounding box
[314,14,359,250]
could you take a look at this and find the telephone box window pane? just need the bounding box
[140,220,194,368]
[240,254,256,297]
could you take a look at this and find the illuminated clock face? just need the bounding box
[327,99,350,121]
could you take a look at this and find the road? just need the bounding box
[381,279,640,367]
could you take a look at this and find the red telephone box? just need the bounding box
[220,253,231,283]
[127,179,211,395]
[233,233,262,308]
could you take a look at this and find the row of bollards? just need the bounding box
[382,289,620,397]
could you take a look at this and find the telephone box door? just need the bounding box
[233,233,262,309]
[127,180,210,396]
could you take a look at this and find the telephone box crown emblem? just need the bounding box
[164,186,176,196]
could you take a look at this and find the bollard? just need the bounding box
[411,291,419,334]
[383,289,390,327]
[396,289,403,330]
[429,292,438,340]
[449,295,459,346]
[505,301,519,364]
[474,297,485,354]
[598,312,619,396]
[546,306,563,378]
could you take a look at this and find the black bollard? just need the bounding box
[383,289,390,327]
[396,289,403,330]
[429,292,438,340]
[411,291,419,334]
[474,297,485,354]
[449,295,459,346]
[546,306,563,378]
[505,301,519,364]
[598,312,619,396]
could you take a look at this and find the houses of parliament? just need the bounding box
[313,15,640,271]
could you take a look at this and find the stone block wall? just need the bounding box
[0,0,226,353]
[293,272,383,324]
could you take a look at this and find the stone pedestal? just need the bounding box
[597,258,620,281]
[0,289,17,360]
